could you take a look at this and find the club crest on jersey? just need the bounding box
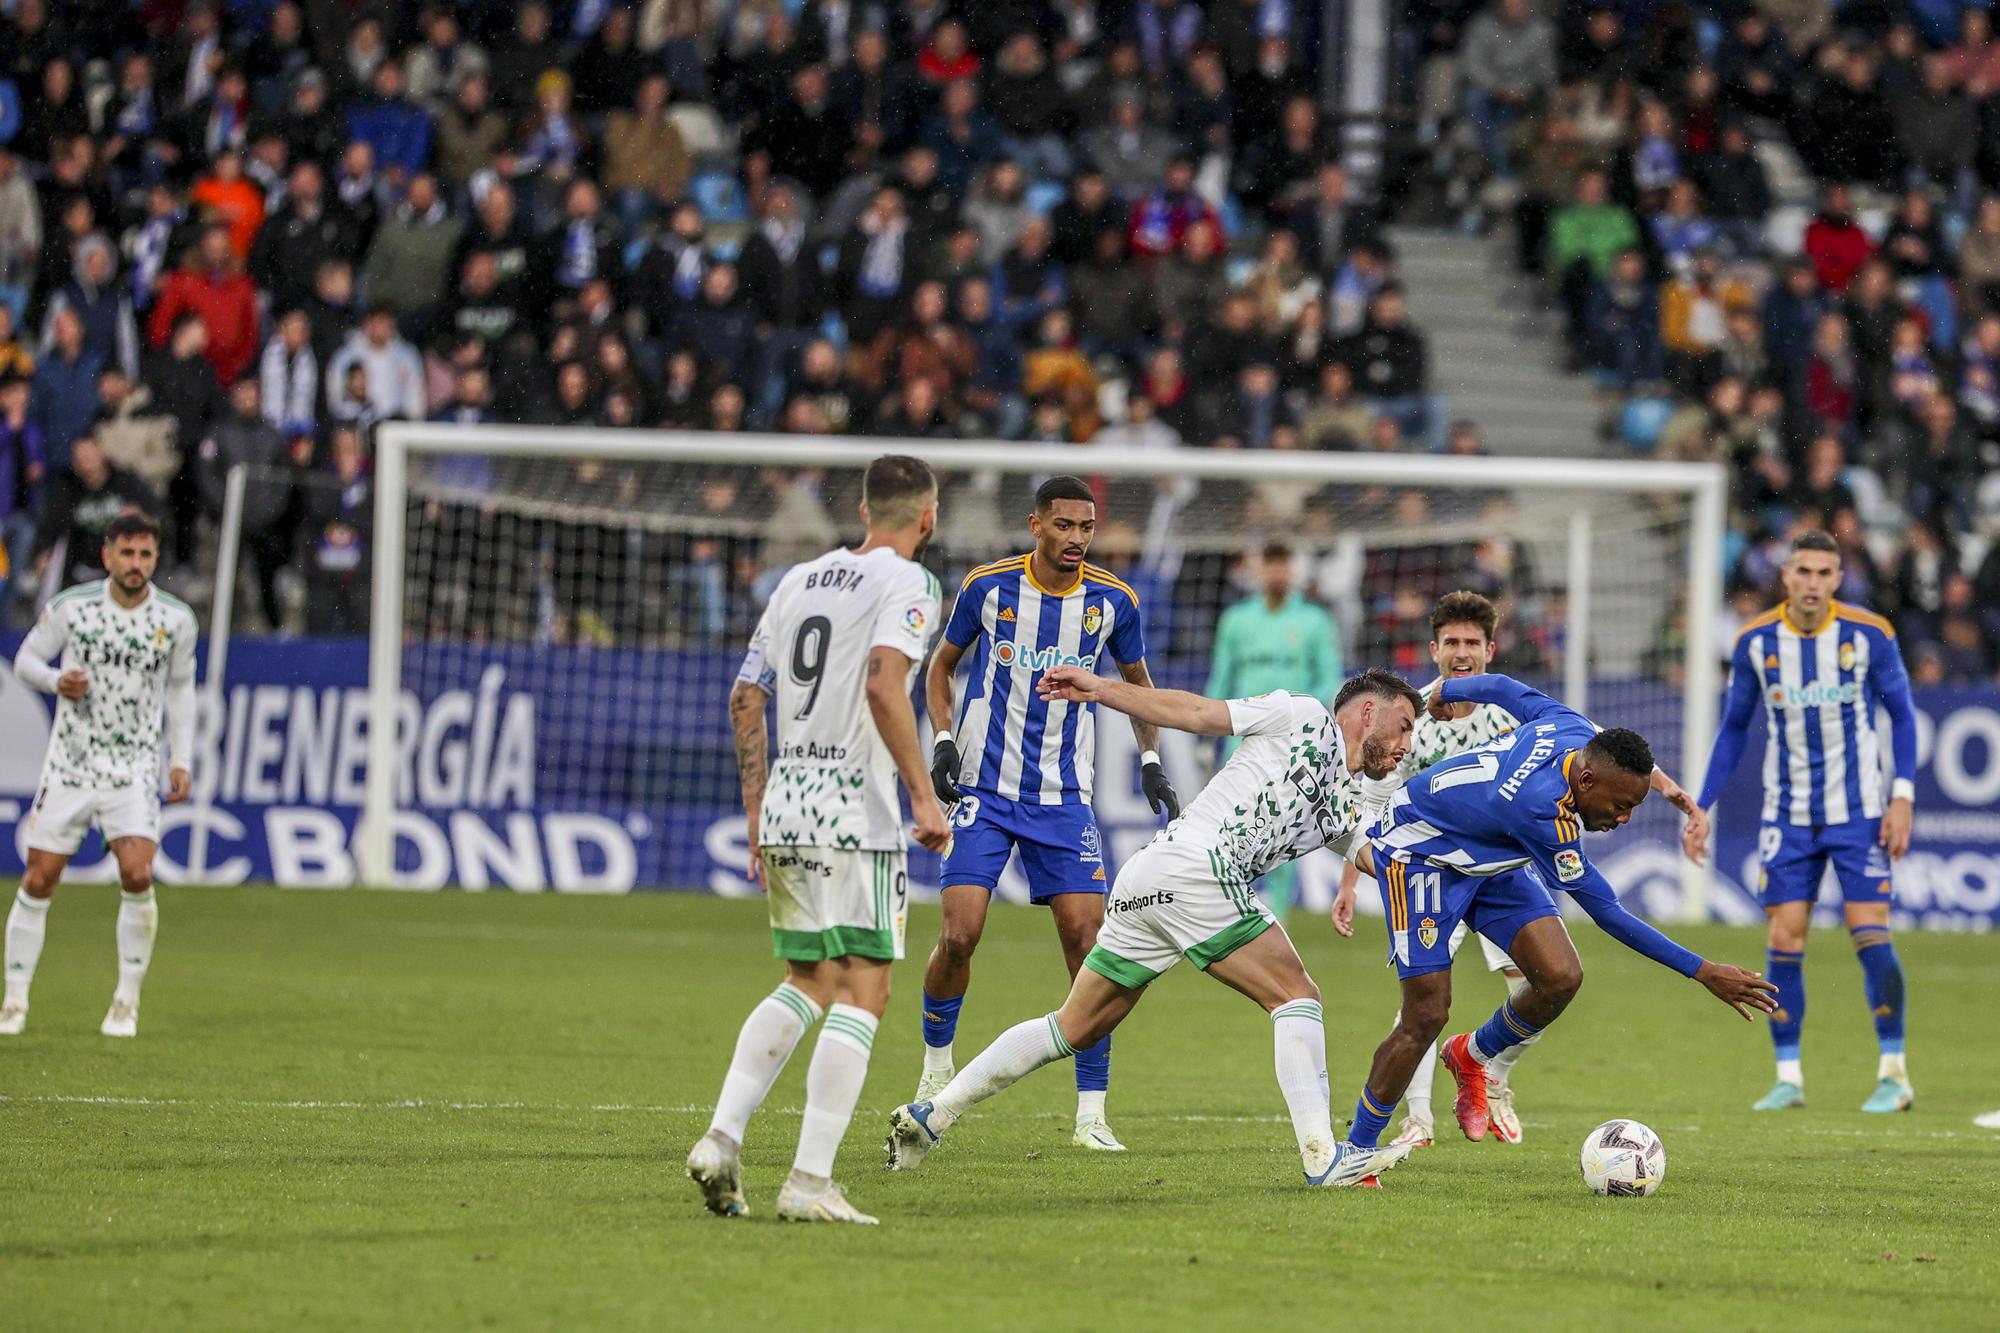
[1079,824,1102,861]
[1839,641,1856,671]
[1082,604,1102,635]
[1418,917,1438,948]
[1554,849,1585,882]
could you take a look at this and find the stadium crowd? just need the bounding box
[0,0,1990,686]
[1414,0,2000,683]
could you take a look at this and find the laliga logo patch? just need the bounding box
[1418,916,1438,949]
[1082,604,1102,635]
[904,606,926,631]
[1079,824,1103,861]
[1554,849,1585,882]
[1839,641,1856,672]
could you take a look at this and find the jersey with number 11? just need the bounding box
[739,546,942,853]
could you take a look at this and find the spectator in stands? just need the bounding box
[1696,122,1772,259]
[0,371,42,614]
[1341,286,1431,445]
[347,61,433,187]
[1298,361,1373,451]
[30,306,103,472]
[32,428,157,592]
[1802,183,1875,296]
[326,305,423,423]
[1461,0,1558,180]
[1661,248,1754,395]
[148,225,259,386]
[1549,169,1637,358]
[1805,310,1860,430]
[258,307,318,440]
[1585,248,1663,392]
[303,423,370,636]
[363,174,463,333]
[199,376,293,631]
[1081,92,1179,201]
[251,161,360,312]
[0,150,40,323]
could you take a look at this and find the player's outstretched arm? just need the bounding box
[1435,672,1572,723]
[1560,862,1778,1018]
[866,646,951,852]
[1038,665,1234,736]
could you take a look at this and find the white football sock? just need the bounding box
[1394,1007,1438,1123]
[793,1004,879,1179]
[114,889,158,1006]
[1485,973,1540,1084]
[5,889,48,1008]
[1777,1058,1804,1087]
[931,1013,1074,1131]
[708,982,823,1146]
[923,1040,954,1074]
[1878,1052,1908,1082]
[1271,998,1333,1171]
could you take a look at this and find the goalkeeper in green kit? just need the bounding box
[1204,541,1342,919]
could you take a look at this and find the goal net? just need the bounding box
[363,427,1724,917]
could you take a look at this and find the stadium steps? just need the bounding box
[1386,226,1602,459]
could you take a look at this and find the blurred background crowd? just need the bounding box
[0,0,1991,684]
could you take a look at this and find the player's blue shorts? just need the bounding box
[939,789,1106,903]
[1757,818,1892,907]
[1375,846,1560,980]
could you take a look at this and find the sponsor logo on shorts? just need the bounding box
[1554,849,1585,882]
[766,849,835,879]
[1109,889,1174,913]
[1418,916,1438,948]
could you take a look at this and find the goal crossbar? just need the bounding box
[365,423,1728,917]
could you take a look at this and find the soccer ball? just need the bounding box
[1579,1119,1666,1197]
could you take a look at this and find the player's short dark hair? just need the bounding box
[1034,474,1095,512]
[861,454,937,528]
[1790,530,1839,559]
[1431,590,1498,642]
[1586,727,1655,779]
[1333,668,1423,718]
[102,512,162,547]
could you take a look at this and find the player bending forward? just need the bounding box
[1338,674,1776,1160]
[888,668,1422,1188]
[1695,530,1920,1114]
[686,456,952,1226]
[1331,592,1712,1147]
[3,514,194,1038]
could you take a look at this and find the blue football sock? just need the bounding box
[921,991,963,1050]
[1767,949,1805,1065]
[1850,926,1904,1055]
[1073,1032,1111,1093]
[1350,1086,1396,1149]
[1470,998,1545,1063]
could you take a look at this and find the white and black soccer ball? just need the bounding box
[1579,1119,1666,1197]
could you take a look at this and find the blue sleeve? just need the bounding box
[1437,673,1583,727]
[1560,862,1705,977]
[1696,634,1760,809]
[1108,587,1147,665]
[943,579,986,649]
[1865,628,1918,788]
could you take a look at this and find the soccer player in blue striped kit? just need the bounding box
[917,476,1180,1152]
[1695,530,1921,1114]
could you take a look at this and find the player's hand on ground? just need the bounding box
[930,736,962,804]
[1036,665,1101,704]
[1141,760,1180,822]
[1331,882,1357,938]
[166,768,191,804]
[1880,796,1913,860]
[56,669,89,699]
[910,795,952,853]
[1678,804,1711,864]
[1694,960,1780,1020]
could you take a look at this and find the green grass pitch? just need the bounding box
[2,885,1996,1329]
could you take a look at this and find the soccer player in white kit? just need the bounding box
[3,514,195,1038]
[887,668,1423,1189]
[686,456,952,1226]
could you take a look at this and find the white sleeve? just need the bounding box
[868,564,938,665]
[165,613,197,770]
[736,605,778,694]
[12,599,68,694]
[1224,690,1305,737]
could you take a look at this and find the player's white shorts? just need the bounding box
[1084,839,1278,988]
[23,779,160,854]
[762,844,908,963]
[1449,919,1519,972]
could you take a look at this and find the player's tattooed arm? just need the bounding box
[728,680,770,872]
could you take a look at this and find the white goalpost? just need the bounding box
[362,424,1726,916]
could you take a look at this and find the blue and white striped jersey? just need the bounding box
[943,555,1147,804]
[1696,600,1919,826]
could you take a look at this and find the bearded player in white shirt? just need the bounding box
[1331,591,1710,1147]
[4,514,196,1038]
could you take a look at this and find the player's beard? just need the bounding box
[1358,734,1400,779]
